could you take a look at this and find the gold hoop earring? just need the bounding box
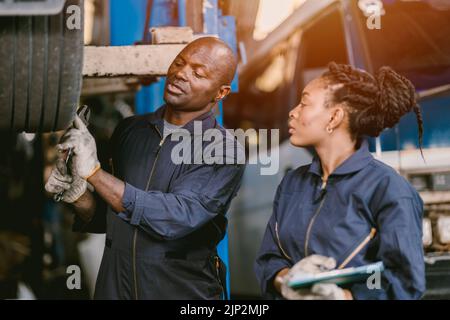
[326,126,334,134]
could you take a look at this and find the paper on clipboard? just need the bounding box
[288,261,385,289]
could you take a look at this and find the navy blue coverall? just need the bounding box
[74,106,245,299]
[255,140,425,300]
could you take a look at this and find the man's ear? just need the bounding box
[214,85,231,102]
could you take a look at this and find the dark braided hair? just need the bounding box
[322,62,423,152]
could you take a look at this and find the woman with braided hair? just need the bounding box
[255,62,425,300]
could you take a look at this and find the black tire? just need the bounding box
[0,0,84,133]
[0,17,15,129]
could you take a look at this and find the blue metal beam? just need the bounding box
[204,0,241,299]
[110,0,147,46]
[178,0,187,27]
[219,14,239,93]
[203,0,219,35]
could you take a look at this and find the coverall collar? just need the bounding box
[148,105,217,135]
[308,139,374,178]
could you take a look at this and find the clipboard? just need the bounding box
[288,261,384,289]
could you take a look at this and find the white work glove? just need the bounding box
[276,255,348,300]
[45,160,87,203]
[56,115,100,180]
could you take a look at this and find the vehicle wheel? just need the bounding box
[0,0,84,133]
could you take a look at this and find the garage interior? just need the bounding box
[1,0,450,300]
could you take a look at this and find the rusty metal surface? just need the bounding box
[82,44,186,77]
[150,27,193,44]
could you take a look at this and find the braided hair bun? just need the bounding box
[322,62,423,148]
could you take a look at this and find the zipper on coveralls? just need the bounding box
[304,179,328,257]
[133,126,165,300]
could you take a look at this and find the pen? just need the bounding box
[338,228,377,270]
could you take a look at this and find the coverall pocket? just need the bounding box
[154,256,223,299]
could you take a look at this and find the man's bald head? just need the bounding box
[181,37,238,85]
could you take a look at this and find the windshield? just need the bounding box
[355,0,450,91]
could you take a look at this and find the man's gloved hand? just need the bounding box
[276,255,348,300]
[45,159,88,203]
[56,115,100,180]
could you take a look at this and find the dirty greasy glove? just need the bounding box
[56,115,100,180]
[45,162,87,203]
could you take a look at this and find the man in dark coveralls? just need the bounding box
[45,37,245,300]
